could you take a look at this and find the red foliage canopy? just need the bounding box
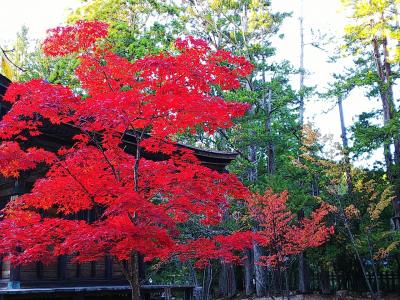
[248,190,334,267]
[0,21,332,275]
[0,21,254,268]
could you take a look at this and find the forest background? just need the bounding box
[1,0,400,299]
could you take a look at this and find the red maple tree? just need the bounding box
[0,21,254,299]
[248,190,334,268]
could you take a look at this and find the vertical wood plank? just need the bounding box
[8,179,25,289]
[57,255,67,280]
[104,255,113,279]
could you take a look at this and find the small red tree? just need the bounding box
[0,21,254,300]
[248,190,334,291]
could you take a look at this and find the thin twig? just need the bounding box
[0,46,27,72]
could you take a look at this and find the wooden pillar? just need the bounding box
[76,263,81,278]
[104,255,113,279]
[7,179,25,289]
[163,287,172,300]
[184,287,194,300]
[138,254,146,282]
[57,255,67,280]
[8,264,21,289]
[36,262,44,279]
[90,261,96,278]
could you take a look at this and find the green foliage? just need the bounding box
[68,0,182,59]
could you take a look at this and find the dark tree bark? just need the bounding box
[338,96,353,193]
[202,265,213,300]
[319,266,331,295]
[218,262,237,298]
[298,253,309,294]
[298,208,310,294]
[299,0,305,125]
[129,252,141,300]
[337,95,380,300]
[243,248,254,296]
[372,36,400,220]
[297,1,311,291]
[253,243,267,297]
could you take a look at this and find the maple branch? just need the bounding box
[128,127,146,224]
[132,128,146,192]
[56,159,100,218]
[85,130,121,182]
[58,162,94,202]
[0,46,27,72]
[91,55,115,92]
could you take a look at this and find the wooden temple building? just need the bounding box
[0,74,237,299]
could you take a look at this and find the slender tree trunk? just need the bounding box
[129,132,144,300]
[344,219,378,300]
[254,243,267,297]
[284,267,290,299]
[218,262,236,298]
[299,0,305,125]
[265,88,275,174]
[202,265,213,300]
[372,37,400,219]
[118,254,141,300]
[248,144,258,183]
[188,262,198,286]
[244,248,254,296]
[298,207,309,294]
[338,95,353,193]
[298,253,309,294]
[297,2,311,292]
[366,232,381,299]
[337,100,379,299]
[129,252,141,300]
[319,266,331,295]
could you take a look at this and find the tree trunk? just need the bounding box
[336,98,379,298]
[299,0,305,125]
[243,248,254,296]
[297,209,309,294]
[344,214,378,300]
[248,144,258,183]
[298,252,309,293]
[297,2,311,291]
[202,265,213,300]
[265,88,275,174]
[366,232,381,299]
[218,262,237,298]
[284,268,290,299]
[319,266,331,295]
[338,95,353,193]
[253,243,267,297]
[372,37,400,219]
[130,252,141,300]
[188,262,199,286]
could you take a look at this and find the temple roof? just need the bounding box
[0,74,238,172]
[0,74,11,99]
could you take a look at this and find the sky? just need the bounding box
[0,0,384,167]
[270,0,382,166]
